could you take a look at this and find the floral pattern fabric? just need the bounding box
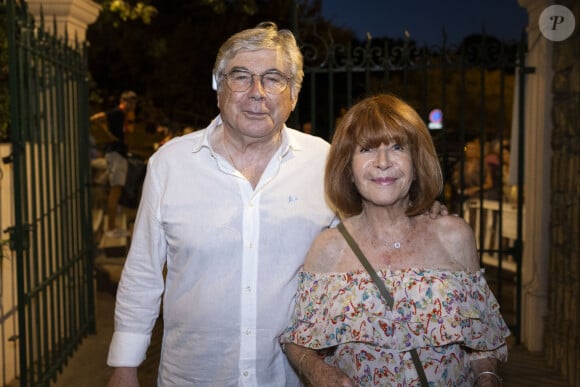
[281,268,510,386]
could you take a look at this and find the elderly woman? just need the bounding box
[281,94,509,387]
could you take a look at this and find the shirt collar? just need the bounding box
[191,116,220,154]
[192,115,302,158]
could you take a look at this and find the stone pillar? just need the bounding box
[26,0,101,42]
[517,0,553,352]
[545,1,580,384]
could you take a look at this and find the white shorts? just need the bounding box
[105,151,128,187]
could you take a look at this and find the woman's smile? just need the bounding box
[371,176,398,185]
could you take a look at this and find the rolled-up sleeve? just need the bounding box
[107,331,152,366]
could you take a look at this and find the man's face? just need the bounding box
[217,49,297,140]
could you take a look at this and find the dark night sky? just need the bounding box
[320,0,529,45]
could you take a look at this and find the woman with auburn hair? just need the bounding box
[281,94,509,387]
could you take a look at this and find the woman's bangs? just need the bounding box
[355,115,408,149]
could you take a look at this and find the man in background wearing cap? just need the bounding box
[90,90,138,238]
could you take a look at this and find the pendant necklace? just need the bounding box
[384,225,409,249]
[379,239,402,250]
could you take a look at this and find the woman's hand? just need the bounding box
[284,343,356,387]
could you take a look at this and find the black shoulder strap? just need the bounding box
[336,222,429,387]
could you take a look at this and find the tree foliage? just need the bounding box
[106,0,158,24]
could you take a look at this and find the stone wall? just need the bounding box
[545,1,580,386]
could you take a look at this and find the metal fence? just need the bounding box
[292,20,529,339]
[1,0,95,385]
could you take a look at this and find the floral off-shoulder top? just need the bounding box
[281,268,510,386]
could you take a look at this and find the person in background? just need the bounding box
[106,24,447,387]
[452,137,494,200]
[334,106,347,130]
[153,120,182,150]
[281,94,509,387]
[482,138,507,201]
[90,90,138,238]
[181,126,196,135]
[499,140,517,202]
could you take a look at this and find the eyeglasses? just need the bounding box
[222,70,291,94]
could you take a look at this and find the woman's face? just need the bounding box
[217,49,297,141]
[352,141,414,209]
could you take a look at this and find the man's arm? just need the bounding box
[90,112,119,144]
[106,158,166,383]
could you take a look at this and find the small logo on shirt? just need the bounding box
[288,195,299,203]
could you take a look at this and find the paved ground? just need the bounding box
[51,290,116,387]
[51,262,161,387]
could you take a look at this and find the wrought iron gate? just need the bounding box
[3,0,95,385]
[291,20,529,340]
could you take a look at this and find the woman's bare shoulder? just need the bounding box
[432,215,480,271]
[436,214,473,236]
[303,226,347,272]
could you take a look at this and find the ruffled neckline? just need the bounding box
[282,267,510,353]
[301,267,482,278]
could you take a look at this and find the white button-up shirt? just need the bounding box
[107,116,336,386]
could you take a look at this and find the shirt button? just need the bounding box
[243,371,249,377]
[245,286,252,293]
[246,330,252,335]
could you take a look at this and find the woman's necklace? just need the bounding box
[364,220,410,250]
[379,240,402,250]
[367,233,403,251]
